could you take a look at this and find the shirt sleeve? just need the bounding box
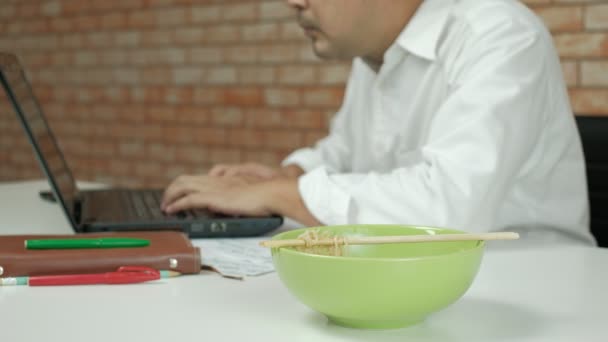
[297,18,554,230]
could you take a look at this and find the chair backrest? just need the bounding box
[575,115,608,247]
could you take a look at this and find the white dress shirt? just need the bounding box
[282,0,596,245]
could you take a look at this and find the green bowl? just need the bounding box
[271,225,484,329]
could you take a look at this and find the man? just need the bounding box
[162,0,595,245]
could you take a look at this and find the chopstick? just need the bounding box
[259,232,520,248]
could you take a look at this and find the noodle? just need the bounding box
[294,229,348,256]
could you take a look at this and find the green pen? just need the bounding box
[25,237,150,250]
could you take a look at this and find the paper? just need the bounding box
[192,237,275,279]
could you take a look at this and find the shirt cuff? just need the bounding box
[297,167,351,225]
[281,148,324,172]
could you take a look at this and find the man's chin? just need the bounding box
[311,42,339,60]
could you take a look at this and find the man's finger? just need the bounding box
[164,193,200,214]
[161,182,197,210]
[224,167,242,177]
[208,164,229,177]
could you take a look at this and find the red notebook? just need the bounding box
[0,231,201,277]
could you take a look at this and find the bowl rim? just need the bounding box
[271,224,485,262]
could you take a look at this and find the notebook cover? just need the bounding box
[0,231,201,277]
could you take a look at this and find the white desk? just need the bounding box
[1,180,607,342]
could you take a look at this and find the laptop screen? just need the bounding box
[0,53,80,227]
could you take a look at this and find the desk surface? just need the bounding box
[1,180,607,342]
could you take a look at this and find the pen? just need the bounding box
[0,266,181,286]
[25,237,150,250]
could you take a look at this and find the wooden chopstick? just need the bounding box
[259,232,519,248]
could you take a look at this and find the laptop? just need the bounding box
[0,52,283,238]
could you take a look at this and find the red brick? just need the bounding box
[211,107,244,126]
[193,87,224,104]
[192,127,227,145]
[533,6,583,32]
[86,32,113,48]
[581,61,608,86]
[260,1,292,20]
[174,27,205,45]
[114,31,140,47]
[17,3,39,18]
[208,147,242,164]
[204,26,240,43]
[586,4,608,30]
[101,12,127,30]
[49,17,72,32]
[222,3,258,21]
[258,44,299,63]
[561,60,578,87]
[554,33,608,58]
[128,10,156,28]
[261,130,303,150]
[245,108,283,128]
[302,87,344,107]
[224,87,264,105]
[227,128,264,147]
[282,109,324,129]
[138,124,164,141]
[238,66,276,84]
[147,143,176,163]
[0,5,16,20]
[189,47,223,63]
[224,46,259,63]
[191,5,221,24]
[304,130,327,146]
[164,87,194,104]
[318,63,351,84]
[172,67,205,84]
[41,2,62,17]
[140,67,172,85]
[206,67,238,85]
[73,15,100,31]
[174,105,211,124]
[278,65,316,85]
[175,145,208,163]
[156,8,187,27]
[264,88,300,107]
[134,161,164,177]
[569,88,608,115]
[241,23,280,41]
[142,29,172,46]
[103,87,131,103]
[62,1,88,15]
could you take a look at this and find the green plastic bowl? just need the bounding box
[271,225,484,329]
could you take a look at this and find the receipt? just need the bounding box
[192,238,275,279]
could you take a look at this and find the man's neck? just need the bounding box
[363,58,383,73]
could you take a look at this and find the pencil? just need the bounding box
[0,270,183,286]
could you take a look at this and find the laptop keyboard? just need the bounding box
[125,190,165,219]
[124,190,203,220]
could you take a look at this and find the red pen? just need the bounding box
[0,266,161,286]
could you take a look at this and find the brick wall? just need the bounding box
[0,0,606,187]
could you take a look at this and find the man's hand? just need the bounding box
[160,173,321,226]
[161,175,271,216]
[208,163,304,181]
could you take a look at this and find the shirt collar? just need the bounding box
[393,0,455,61]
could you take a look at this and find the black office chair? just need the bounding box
[575,115,608,247]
